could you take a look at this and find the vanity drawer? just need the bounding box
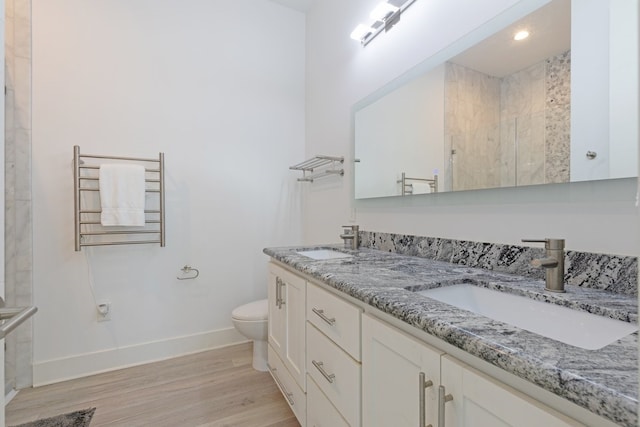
[307,282,362,360]
[307,322,361,427]
[307,374,350,427]
[268,344,306,427]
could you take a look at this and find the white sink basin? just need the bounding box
[418,284,637,350]
[296,249,353,260]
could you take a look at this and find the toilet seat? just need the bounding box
[232,299,268,321]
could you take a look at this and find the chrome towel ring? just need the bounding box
[177,265,199,280]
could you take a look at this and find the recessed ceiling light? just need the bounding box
[514,30,530,41]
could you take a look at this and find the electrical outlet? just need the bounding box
[97,302,111,322]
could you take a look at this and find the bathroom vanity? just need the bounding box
[264,241,637,427]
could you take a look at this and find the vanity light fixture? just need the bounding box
[514,30,530,41]
[351,0,418,46]
[350,24,374,41]
[369,2,399,21]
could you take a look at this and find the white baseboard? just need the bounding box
[33,327,248,386]
[5,388,18,407]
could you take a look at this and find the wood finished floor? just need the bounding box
[5,343,300,427]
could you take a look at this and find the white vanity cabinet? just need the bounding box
[363,314,584,427]
[362,314,443,427]
[266,259,613,427]
[441,355,583,427]
[306,282,362,427]
[267,263,307,426]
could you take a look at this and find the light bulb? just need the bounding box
[514,30,530,41]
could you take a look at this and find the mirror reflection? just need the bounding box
[354,0,638,199]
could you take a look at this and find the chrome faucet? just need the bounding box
[340,225,359,249]
[521,238,565,293]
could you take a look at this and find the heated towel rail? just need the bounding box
[73,145,166,251]
[397,172,438,195]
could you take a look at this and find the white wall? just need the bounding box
[355,64,445,198]
[31,0,305,384]
[305,0,639,256]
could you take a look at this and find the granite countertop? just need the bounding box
[264,245,638,427]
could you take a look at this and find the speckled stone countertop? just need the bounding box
[263,245,638,427]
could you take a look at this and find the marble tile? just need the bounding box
[13,56,31,130]
[4,2,34,391]
[545,50,571,184]
[6,0,14,20]
[5,15,15,59]
[15,340,33,389]
[14,128,31,201]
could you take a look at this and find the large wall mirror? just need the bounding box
[354,0,638,199]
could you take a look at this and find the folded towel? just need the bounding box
[99,164,146,226]
[411,182,432,194]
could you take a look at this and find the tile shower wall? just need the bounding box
[360,230,638,296]
[445,50,571,191]
[545,50,571,183]
[500,61,546,186]
[445,62,502,191]
[4,0,33,390]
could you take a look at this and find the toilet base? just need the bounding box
[252,340,268,372]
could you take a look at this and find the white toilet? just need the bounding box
[232,299,269,372]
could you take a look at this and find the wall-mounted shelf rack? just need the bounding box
[289,155,344,182]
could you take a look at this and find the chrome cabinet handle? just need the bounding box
[267,363,294,406]
[312,308,336,326]
[312,360,335,383]
[419,372,434,427]
[437,385,453,427]
[275,277,285,309]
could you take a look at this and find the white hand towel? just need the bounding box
[99,164,146,226]
[411,182,432,194]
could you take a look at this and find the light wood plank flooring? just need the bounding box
[6,343,299,427]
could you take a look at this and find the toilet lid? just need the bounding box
[232,299,268,321]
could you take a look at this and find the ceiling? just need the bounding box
[268,0,314,12]
[450,0,571,77]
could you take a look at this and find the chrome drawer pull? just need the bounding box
[267,363,294,406]
[312,360,335,383]
[436,385,453,427]
[275,277,286,308]
[419,372,434,427]
[275,277,282,308]
[312,308,336,326]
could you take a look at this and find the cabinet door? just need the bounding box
[362,314,443,427]
[307,374,350,427]
[282,269,307,390]
[267,268,286,358]
[441,355,583,427]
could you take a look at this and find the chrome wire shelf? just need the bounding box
[289,155,344,182]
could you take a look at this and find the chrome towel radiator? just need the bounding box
[73,145,166,251]
[397,172,438,195]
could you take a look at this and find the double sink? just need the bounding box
[296,247,637,351]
